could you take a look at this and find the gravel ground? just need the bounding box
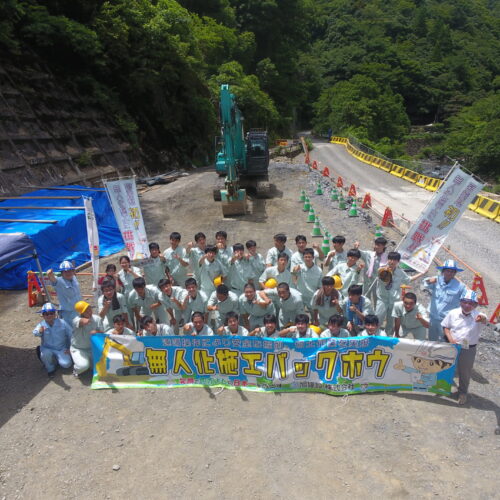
[0,157,498,499]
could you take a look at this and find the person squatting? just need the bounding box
[34,233,488,403]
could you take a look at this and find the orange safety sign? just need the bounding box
[312,160,318,170]
[337,176,343,188]
[27,271,42,307]
[321,167,330,177]
[348,184,357,197]
[489,304,500,324]
[471,274,489,306]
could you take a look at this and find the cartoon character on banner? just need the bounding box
[393,342,458,391]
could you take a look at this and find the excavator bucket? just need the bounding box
[221,189,247,216]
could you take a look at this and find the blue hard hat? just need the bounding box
[436,259,463,272]
[59,260,75,271]
[460,289,478,303]
[38,302,58,314]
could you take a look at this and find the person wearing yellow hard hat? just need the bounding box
[259,252,292,290]
[71,300,104,377]
[198,245,226,296]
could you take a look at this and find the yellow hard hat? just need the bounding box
[75,300,90,315]
[309,324,322,334]
[213,275,223,287]
[264,278,278,289]
[332,275,343,290]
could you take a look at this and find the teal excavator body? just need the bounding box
[214,84,271,215]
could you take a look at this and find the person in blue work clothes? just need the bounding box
[33,303,73,377]
[47,260,82,325]
[423,260,466,341]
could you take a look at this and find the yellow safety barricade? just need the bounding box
[425,177,442,191]
[416,174,429,188]
[402,169,419,183]
[468,195,480,211]
[474,196,500,220]
[379,160,392,172]
[390,165,405,177]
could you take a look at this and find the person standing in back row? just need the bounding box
[47,260,82,326]
[423,260,466,341]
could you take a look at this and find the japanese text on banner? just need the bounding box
[397,167,483,273]
[104,178,149,260]
[91,334,459,396]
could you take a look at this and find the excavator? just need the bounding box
[95,335,149,379]
[213,84,272,216]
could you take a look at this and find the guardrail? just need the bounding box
[330,136,499,222]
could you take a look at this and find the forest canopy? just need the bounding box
[1,0,498,177]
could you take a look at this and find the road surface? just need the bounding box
[311,140,500,309]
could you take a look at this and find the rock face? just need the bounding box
[0,59,144,194]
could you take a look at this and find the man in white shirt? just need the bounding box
[441,289,488,405]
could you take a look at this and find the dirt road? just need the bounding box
[1,158,499,499]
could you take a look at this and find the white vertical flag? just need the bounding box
[104,178,149,259]
[83,196,100,298]
[397,167,483,273]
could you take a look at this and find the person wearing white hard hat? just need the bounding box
[47,260,82,325]
[441,289,488,405]
[423,259,467,341]
[394,341,457,391]
[71,301,104,377]
[33,303,73,377]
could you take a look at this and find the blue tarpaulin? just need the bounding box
[0,186,124,290]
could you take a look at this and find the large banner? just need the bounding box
[397,166,483,272]
[103,178,149,260]
[91,334,460,395]
[83,196,100,298]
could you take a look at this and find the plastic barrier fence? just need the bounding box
[327,136,498,222]
[474,196,500,220]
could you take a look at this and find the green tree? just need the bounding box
[444,93,500,176]
[313,74,410,142]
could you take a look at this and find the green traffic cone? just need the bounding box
[348,200,359,217]
[316,182,323,195]
[311,217,323,237]
[338,195,346,210]
[375,225,383,237]
[322,235,330,254]
[331,187,339,201]
[299,190,306,202]
[303,197,310,212]
[307,206,315,222]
